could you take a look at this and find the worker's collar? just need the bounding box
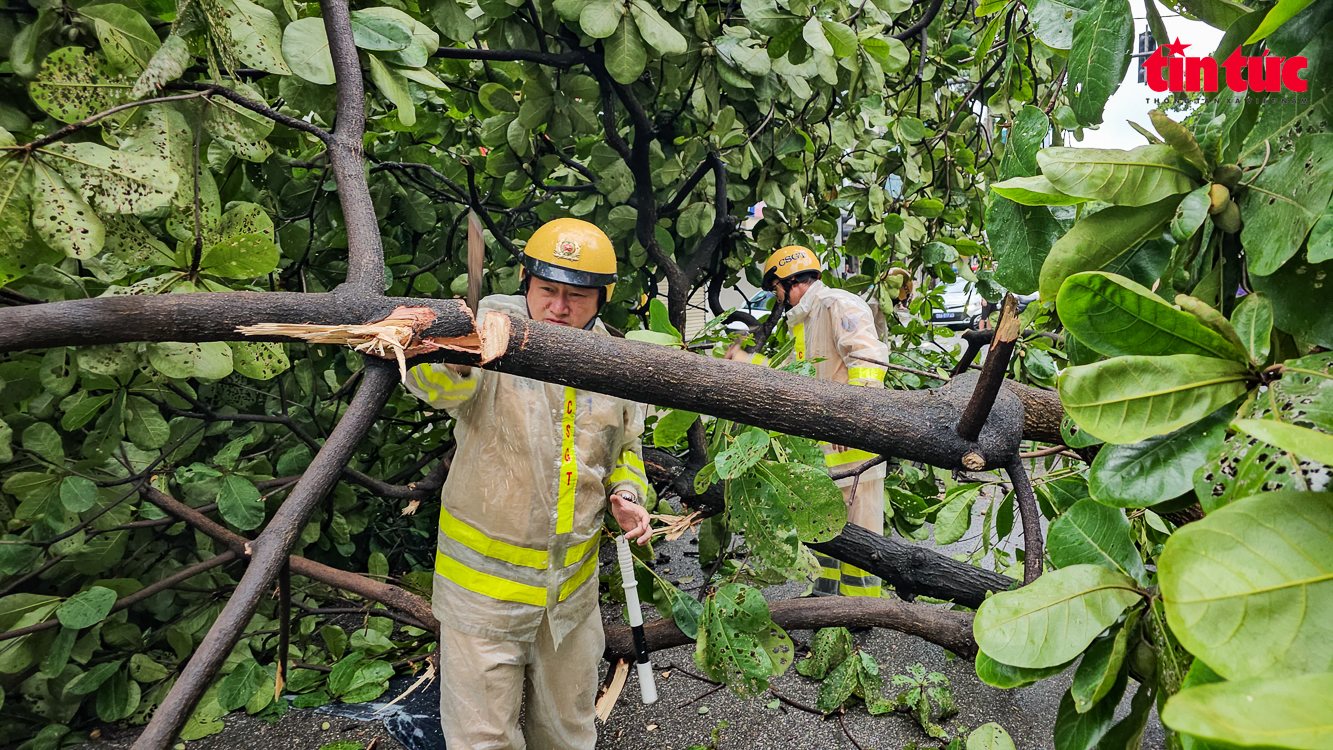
[785,279,826,323]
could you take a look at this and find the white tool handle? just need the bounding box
[615,535,658,704]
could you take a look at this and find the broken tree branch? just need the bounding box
[956,294,1020,443]
[1006,457,1044,584]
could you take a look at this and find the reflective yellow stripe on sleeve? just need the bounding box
[793,323,806,361]
[847,366,886,385]
[435,554,547,607]
[558,549,601,601]
[411,366,476,403]
[824,447,877,466]
[440,506,548,569]
[558,386,578,534]
[749,352,769,367]
[563,531,601,568]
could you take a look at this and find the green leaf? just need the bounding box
[57,586,118,629]
[1232,419,1333,467]
[281,17,336,85]
[752,461,846,543]
[580,0,623,38]
[1059,354,1253,444]
[129,653,169,683]
[1037,145,1200,207]
[1069,612,1136,713]
[991,175,1086,206]
[1240,134,1333,276]
[215,0,291,74]
[204,80,275,162]
[796,627,854,680]
[1161,490,1333,680]
[1251,255,1333,349]
[934,484,980,546]
[816,650,859,712]
[430,0,476,41]
[41,626,76,677]
[1028,0,1096,49]
[81,4,161,74]
[1148,109,1210,176]
[60,476,100,513]
[967,722,1017,750]
[1067,0,1133,126]
[1230,293,1273,365]
[653,409,698,447]
[31,160,103,259]
[45,141,179,215]
[1162,672,1333,750]
[147,342,234,380]
[1245,0,1318,43]
[630,0,686,55]
[96,670,140,722]
[974,650,1074,688]
[28,47,133,124]
[1171,185,1211,243]
[1048,500,1147,583]
[605,15,647,85]
[819,20,858,58]
[478,83,518,114]
[348,9,413,51]
[229,342,289,380]
[1052,668,1130,750]
[217,475,265,531]
[1057,272,1248,361]
[1038,195,1181,301]
[973,564,1143,669]
[366,54,415,127]
[131,34,191,98]
[22,422,64,465]
[199,233,281,278]
[989,200,1065,295]
[356,7,439,62]
[1089,403,1231,508]
[220,658,267,711]
[125,395,169,449]
[716,428,770,479]
[104,214,175,266]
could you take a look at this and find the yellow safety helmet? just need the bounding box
[523,218,617,296]
[762,245,822,291]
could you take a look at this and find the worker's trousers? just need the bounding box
[814,477,885,597]
[437,607,604,750]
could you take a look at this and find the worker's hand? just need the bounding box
[609,491,651,545]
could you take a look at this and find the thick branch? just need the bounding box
[681,152,734,284]
[133,363,400,750]
[1006,458,1044,584]
[604,597,977,663]
[891,0,946,42]
[957,294,1020,443]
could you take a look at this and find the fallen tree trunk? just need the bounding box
[604,597,978,662]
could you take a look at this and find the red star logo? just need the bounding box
[1163,37,1192,56]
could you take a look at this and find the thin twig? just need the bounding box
[15,92,209,152]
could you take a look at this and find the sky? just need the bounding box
[1077,0,1226,149]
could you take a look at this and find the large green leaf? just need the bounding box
[217,474,265,531]
[27,47,133,124]
[146,342,234,380]
[973,564,1143,669]
[750,461,846,543]
[934,483,980,545]
[57,586,117,629]
[1069,614,1135,714]
[1233,419,1333,467]
[45,142,179,215]
[1240,134,1333,276]
[282,17,336,85]
[1037,145,1200,207]
[349,9,412,51]
[988,200,1065,295]
[1058,272,1248,361]
[605,15,647,85]
[1067,0,1133,126]
[1161,490,1333,680]
[1028,0,1096,49]
[716,428,770,479]
[1090,403,1232,507]
[1052,668,1130,750]
[1230,292,1273,365]
[991,175,1087,206]
[1239,27,1331,159]
[81,4,161,74]
[229,342,290,381]
[203,80,275,162]
[356,7,438,66]
[1251,255,1333,349]
[199,233,281,278]
[630,0,687,55]
[579,0,623,38]
[131,34,191,98]
[214,0,291,74]
[1038,196,1181,301]
[974,650,1074,688]
[967,723,1017,750]
[1058,354,1253,444]
[31,160,104,259]
[1162,672,1333,749]
[1048,500,1147,583]
[366,54,414,127]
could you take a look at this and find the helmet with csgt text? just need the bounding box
[762,245,822,291]
[523,218,618,296]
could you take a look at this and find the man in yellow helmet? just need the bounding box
[761,245,890,598]
[399,218,652,749]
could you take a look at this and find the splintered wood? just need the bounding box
[235,305,512,381]
[595,659,630,722]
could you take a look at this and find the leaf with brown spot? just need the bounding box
[132,35,192,98]
[42,142,179,215]
[27,47,134,124]
[31,159,104,259]
[202,81,275,162]
[81,4,162,75]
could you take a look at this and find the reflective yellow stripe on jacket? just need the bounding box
[824,447,876,466]
[558,386,578,534]
[847,366,886,385]
[605,449,649,500]
[434,541,600,608]
[793,322,806,361]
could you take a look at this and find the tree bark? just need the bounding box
[603,596,978,663]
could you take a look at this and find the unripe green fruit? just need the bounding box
[1214,164,1243,191]
[1208,183,1231,215]
[1213,200,1242,233]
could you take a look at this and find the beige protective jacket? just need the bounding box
[404,295,649,647]
[783,280,890,487]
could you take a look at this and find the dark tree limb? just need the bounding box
[132,363,399,750]
[891,0,946,40]
[1006,457,1044,584]
[431,45,584,68]
[165,83,332,144]
[957,294,1020,443]
[604,596,978,662]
